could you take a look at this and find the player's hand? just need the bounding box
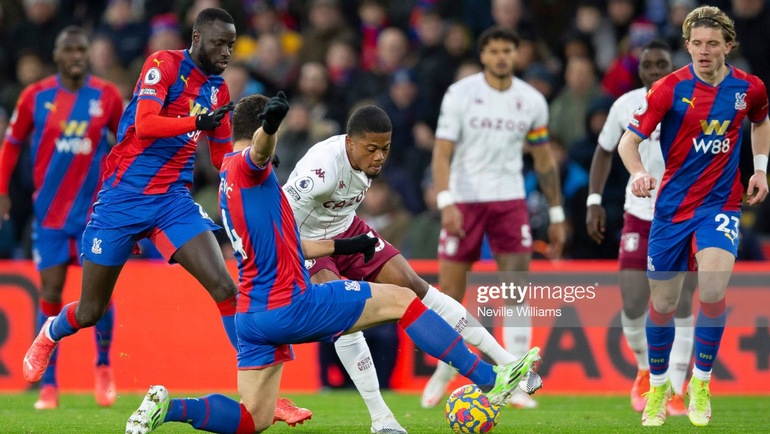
[746,171,769,205]
[272,153,281,168]
[0,194,10,229]
[258,91,289,135]
[441,205,466,238]
[333,234,378,263]
[630,171,656,198]
[546,221,566,260]
[195,101,235,131]
[586,205,606,244]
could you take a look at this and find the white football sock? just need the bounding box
[692,365,711,382]
[503,302,532,359]
[621,310,649,370]
[649,372,670,387]
[422,286,515,365]
[335,331,391,420]
[670,315,694,395]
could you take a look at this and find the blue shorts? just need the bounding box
[81,186,220,266]
[32,222,83,270]
[235,280,372,369]
[647,210,740,279]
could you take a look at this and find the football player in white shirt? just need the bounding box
[427,26,565,409]
[586,39,694,416]
[284,105,541,433]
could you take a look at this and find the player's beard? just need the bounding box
[197,42,224,76]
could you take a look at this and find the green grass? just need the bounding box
[1,391,768,433]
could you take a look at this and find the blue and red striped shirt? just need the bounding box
[629,64,769,223]
[1,74,123,231]
[219,149,309,313]
[103,49,232,194]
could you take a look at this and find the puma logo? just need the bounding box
[681,96,695,108]
[180,75,189,86]
[153,58,163,67]
[44,102,56,112]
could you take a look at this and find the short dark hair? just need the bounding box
[193,8,235,32]
[642,38,672,52]
[232,95,270,142]
[56,25,88,46]
[346,105,391,138]
[477,26,519,52]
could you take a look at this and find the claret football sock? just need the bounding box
[399,298,496,387]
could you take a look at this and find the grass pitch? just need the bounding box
[1,390,767,433]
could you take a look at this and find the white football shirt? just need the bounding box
[597,87,663,221]
[283,135,371,239]
[435,73,550,202]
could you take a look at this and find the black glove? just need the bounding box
[196,101,234,131]
[333,234,378,263]
[258,91,289,135]
[272,153,280,168]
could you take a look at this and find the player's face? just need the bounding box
[638,48,673,89]
[685,26,732,77]
[54,33,89,80]
[480,39,516,79]
[193,20,236,76]
[346,131,391,178]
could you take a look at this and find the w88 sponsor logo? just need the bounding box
[693,137,731,154]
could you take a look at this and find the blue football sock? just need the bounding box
[399,299,495,387]
[94,302,115,366]
[165,394,243,432]
[693,302,726,373]
[49,302,82,342]
[646,306,675,376]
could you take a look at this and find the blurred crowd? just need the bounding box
[1,0,769,262]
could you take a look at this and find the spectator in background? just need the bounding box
[221,62,264,102]
[297,0,354,65]
[146,13,185,53]
[601,18,658,98]
[1,51,52,113]
[402,169,442,259]
[232,2,302,63]
[549,55,602,147]
[523,63,558,102]
[293,62,342,139]
[271,100,315,183]
[662,0,700,68]
[377,68,428,214]
[357,0,389,72]
[571,0,617,73]
[359,177,413,251]
[5,0,68,75]
[247,32,297,94]
[94,0,148,68]
[732,0,770,97]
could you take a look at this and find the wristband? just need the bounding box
[754,154,768,172]
[586,193,602,207]
[549,206,566,224]
[436,190,455,210]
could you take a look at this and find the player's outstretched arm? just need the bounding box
[618,129,656,198]
[747,117,770,205]
[531,142,566,259]
[586,146,614,244]
[248,91,289,167]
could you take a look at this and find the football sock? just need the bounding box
[621,310,649,370]
[693,299,726,375]
[399,298,495,387]
[646,303,675,385]
[48,302,83,341]
[94,300,115,366]
[165,395,255,433]
[670,315,694,395]
[335,331,391,420]
[422,286,515,365]
[503,302,532,360]
[216,296,238,349]
[39,300,62,387]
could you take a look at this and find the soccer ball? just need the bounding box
[445,384,501,433]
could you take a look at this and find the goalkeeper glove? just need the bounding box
[333,234,378,263]
[195,101,234,130]
[258,91,289,135]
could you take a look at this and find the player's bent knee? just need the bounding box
[74,303,105,327]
